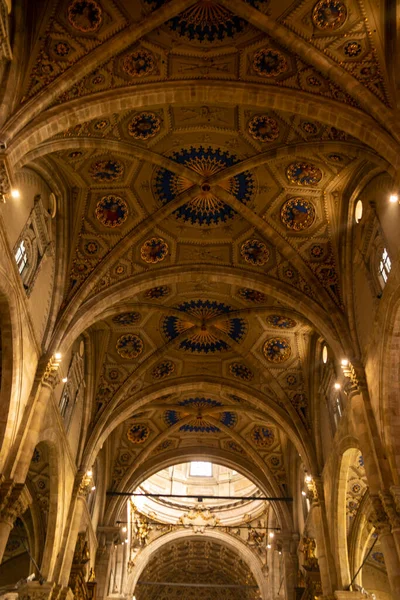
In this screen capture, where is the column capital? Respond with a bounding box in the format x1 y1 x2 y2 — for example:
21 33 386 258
379 491 400 530
18 582 56 600
41 356 62 389
0 480 30 526
368 494 391 534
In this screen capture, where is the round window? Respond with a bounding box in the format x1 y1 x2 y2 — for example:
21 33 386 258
322 345 328 364
355 199 363 223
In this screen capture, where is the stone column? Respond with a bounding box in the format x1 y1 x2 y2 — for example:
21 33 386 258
307 476 338 596
369 495 400 597
17 582 55 600
53 471 94 587
281 534 298 600
95 527 119 600
0 481 29 562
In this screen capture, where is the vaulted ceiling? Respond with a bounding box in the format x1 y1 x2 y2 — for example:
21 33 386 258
5 0 398 564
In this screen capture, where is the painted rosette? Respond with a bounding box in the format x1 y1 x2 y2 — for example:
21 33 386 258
280 197 315 231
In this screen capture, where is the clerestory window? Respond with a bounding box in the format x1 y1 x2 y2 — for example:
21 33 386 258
190 461 212 477
15 240 28 274
378 248 391 288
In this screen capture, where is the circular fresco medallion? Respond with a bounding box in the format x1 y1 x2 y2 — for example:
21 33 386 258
307 75 323 87
229 362 253 381
144 285 170 299
241 239 270 266
140 237 169 264
371 552 385 565
127 423 150 444
248 115 279 142
152 361 175 380
310 244 325 258
286 374 298 386
153 440 173 454
54 41 71 57
344 41 362 57
153 146 255 227
84 241 99 255
281 197 315 231
316 264 338 285
251 425 275 447
266 315 297 329
67 0 102 32
291 393 307 409
92 73 105 85
108 369 121 381
253 48 288 77
93 119 109 131
89 159 124 183
227 441 246 455
116 334 144 359
122 50 155 78
237 288 267 303
95 195 128 228
312 0 347 31
301 121 318 135
128 112 161 140
286 163 322 186
263 337 291 363
112 312 141 326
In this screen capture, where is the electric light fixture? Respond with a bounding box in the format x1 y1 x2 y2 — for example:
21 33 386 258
389 194 399 204
11 189 20 199
334 382 341 390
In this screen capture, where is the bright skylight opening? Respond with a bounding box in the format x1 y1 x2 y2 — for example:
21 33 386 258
190 461 212 477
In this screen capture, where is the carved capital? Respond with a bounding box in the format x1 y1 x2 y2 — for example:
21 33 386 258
390 485 400 514
0 157 11 199
379 491 400 530
77 470 94 498
41 356 62 389
0 481 30 526
18 581 55 600
368 495 391 534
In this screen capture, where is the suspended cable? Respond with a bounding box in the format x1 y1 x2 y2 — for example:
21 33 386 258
136 581 259 589
347 535 379 591
107 491 292 502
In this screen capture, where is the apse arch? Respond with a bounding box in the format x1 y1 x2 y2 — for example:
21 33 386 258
7 83 400 169
127 529 269 600
105 446 292 531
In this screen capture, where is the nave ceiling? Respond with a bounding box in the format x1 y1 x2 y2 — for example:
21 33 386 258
1 1 398 594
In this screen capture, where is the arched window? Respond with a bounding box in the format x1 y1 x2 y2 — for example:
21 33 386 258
378 248 391 289
13 195 52 295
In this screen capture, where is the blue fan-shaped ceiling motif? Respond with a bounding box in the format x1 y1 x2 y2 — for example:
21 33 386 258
163 397 237 433
143 1 268 42
153 146 254 226
162 299 247 353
